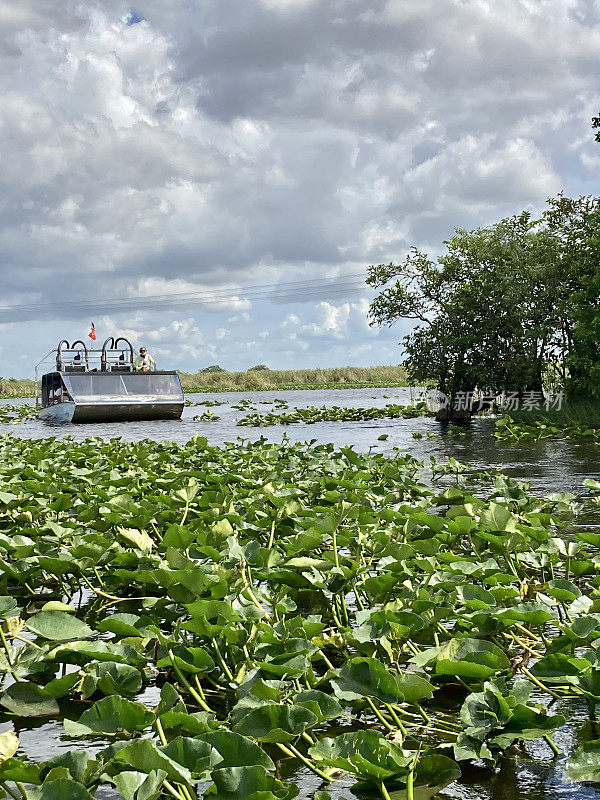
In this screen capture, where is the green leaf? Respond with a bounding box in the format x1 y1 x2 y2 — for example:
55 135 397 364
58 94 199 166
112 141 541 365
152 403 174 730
196 730 275 770
497 602 556 626
25 611 94 641
184 599 240 636
160 736 216 775
331 657 405 704
567 740 600 782
412 638 509 682
0 757 42 784
394 673 435 704
409 754 462 800
209 765 298 800
163 524 196 549
232 702 318 742
80 661 143 699
27 780 94 800
479 503 519 532
0 597 19 618
64 695 154 737
106 739 193 785
117 528 154 552
309 730 410 780
39 751 100 785
547 579 581 603
0 682 59 717
39 601 77 614
110 770 167 800
157 645 214 675
96 613 149 638
159 711 218 735
459 585 496 610
292 690 344 723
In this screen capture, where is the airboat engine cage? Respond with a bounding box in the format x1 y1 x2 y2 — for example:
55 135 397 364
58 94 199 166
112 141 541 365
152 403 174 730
35 338 184 424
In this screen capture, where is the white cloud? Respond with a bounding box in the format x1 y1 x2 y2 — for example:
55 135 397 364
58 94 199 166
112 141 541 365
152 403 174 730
0 0 599 374
302 302 351 339
280 297 375 342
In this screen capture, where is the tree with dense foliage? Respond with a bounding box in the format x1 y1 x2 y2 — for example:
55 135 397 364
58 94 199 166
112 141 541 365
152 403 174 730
367 196 600 410
367 212 570 407
543 194 600 401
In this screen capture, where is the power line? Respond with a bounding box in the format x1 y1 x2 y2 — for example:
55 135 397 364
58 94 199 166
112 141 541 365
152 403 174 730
0 272 370 321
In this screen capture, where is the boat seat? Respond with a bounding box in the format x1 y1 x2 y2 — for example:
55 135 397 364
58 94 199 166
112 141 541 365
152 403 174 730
64 365 86 372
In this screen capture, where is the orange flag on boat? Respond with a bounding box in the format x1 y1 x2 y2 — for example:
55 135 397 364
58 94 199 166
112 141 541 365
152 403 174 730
88 322 96 341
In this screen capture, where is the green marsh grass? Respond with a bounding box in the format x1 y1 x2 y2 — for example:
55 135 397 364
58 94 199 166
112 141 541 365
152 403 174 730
178 364 410 393
1 365 412 398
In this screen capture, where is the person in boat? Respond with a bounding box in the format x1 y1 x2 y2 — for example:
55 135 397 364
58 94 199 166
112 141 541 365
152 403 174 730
135 346 156 372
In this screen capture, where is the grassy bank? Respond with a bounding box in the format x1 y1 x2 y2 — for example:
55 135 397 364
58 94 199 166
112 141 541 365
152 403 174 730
0 365 410 399
0 377 35 397
178 364 410 393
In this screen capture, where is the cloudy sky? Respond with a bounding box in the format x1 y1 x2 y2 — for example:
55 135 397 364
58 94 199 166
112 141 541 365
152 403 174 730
0 0 598 377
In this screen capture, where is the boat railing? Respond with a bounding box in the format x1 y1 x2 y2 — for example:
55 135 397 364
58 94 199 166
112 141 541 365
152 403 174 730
101 337 134 372
34 338 142 407
57 339 89 371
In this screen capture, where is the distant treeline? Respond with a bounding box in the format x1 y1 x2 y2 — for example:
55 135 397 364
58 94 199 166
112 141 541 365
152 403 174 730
0 366 410 398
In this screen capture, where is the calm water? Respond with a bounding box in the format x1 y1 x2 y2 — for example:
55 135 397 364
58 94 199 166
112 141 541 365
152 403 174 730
4 386 600 495
2 386 600 799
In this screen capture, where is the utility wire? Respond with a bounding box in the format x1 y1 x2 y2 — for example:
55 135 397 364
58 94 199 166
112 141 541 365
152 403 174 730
0 272 370 321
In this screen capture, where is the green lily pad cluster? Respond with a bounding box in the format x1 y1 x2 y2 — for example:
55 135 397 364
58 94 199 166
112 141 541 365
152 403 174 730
0 406 37 425
494 415 600 443
185 400 226 408
237 402 430 426
0 433 596 798
191 412 221 422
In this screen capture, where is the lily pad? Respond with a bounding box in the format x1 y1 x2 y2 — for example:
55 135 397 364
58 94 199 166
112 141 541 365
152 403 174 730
232 702 318 742
25 611 94 642
0 682 59 717
331 657 405 704
567 739 600 782
64 695 154 737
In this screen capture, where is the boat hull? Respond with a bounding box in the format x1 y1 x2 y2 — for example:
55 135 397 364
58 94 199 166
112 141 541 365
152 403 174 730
38 401 183 424
38 402 76 423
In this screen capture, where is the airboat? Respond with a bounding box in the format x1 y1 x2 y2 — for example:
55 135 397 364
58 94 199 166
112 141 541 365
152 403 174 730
36 338 184 423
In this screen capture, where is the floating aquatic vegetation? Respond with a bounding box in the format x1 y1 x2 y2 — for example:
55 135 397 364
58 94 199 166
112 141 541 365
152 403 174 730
237 402 430 426
0 433 594 798
185 400 226 408
192 411 221 422
0 404 37 424
494 415 600 443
